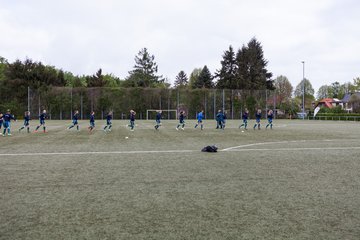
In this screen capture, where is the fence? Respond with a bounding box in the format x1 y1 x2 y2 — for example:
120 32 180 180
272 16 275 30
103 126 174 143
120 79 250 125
308 116 360 121
25 87 285 120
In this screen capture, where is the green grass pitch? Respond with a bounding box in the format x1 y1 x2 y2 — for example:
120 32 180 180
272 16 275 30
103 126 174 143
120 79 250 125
1 119 360 239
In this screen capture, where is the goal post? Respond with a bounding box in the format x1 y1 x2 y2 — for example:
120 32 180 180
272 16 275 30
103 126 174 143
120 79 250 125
146 109 178 120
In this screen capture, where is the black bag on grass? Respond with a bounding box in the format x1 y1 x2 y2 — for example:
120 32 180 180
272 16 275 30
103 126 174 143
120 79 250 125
201 145 218 152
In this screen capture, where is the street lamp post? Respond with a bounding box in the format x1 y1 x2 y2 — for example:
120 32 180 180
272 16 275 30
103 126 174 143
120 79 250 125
301 61 305 120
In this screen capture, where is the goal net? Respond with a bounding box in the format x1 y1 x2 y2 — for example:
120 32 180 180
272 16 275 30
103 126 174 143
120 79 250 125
146 109 178 120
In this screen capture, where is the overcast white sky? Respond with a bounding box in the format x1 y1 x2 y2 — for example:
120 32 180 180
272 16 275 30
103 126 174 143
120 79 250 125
1 0 359 93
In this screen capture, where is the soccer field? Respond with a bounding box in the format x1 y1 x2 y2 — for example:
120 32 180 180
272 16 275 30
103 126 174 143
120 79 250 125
1 120 360 240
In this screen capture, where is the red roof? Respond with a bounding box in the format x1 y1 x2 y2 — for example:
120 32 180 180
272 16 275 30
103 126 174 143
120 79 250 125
317 98 334 108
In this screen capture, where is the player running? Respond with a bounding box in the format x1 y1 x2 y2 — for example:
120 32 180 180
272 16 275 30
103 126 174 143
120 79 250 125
128 110 136 131
103 111 113 132
2 109 16 136
154 110 162 130
239 108 249 130
68 110 80 131
222 110 227 129
253 109 262 130
88 111 95 132
266 109 274 129
34 110 47 133
176 111 186 130
194 110 204 130
19 111 31 133
216 110 224 129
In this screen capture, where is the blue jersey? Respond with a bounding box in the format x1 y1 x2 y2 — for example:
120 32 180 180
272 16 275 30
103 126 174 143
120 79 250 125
223 113 227 120
3 114 15 122
156 112 161 121
72 113 79 125
39 113 46 121
255 112 261 122
130 113 135 121
72 113 79 121
39 113 46 124
3 113 15 122
90 115 95 123
267 113 273 120
106 114 112 124
242 112 248 120
2 114 15 128
24 115 30 125
179 113 185 123
216 112 224 122
197 112 204 122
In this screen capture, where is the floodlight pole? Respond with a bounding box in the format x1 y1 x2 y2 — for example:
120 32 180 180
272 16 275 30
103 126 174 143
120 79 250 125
27 86 30 112
302 61 305 120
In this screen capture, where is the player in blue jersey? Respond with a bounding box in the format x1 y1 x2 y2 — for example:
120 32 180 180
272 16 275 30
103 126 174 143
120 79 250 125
88 111 95 132
34 110 47 133
266 109 274 129
103 111 113 132
222 110 227 129
253 109 262 130
194 110 204 130
68 110 80 131
216 110 224 129
2 109 16 136
19 111 31 133
128 110 136 131
239 108 249 130
176 111 186 130
154 110 162 130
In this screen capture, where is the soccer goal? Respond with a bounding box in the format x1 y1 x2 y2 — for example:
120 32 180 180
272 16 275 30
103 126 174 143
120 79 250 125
146 109 178 120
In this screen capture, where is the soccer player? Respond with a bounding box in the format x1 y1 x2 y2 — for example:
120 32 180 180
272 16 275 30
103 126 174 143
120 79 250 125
68 110 80 131
216 110 224 129
154 110 162 130
266 109 274 129
88 111 95 132
222 110 227 129
34 110 47 133
129 110 136 131
239 108 249 130
176 111 186 130
19 111 31 133
253 109 262 130
2 109 16 136
103 111 113 132
194 110 204 130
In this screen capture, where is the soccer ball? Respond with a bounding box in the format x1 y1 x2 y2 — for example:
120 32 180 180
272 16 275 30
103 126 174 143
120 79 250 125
125 136 129 139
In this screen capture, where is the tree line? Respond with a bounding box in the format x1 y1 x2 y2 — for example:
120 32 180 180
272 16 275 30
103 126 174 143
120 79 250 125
1 37 360 117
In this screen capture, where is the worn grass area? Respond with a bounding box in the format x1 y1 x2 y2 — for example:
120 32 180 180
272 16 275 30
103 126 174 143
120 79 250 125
1 120 360 240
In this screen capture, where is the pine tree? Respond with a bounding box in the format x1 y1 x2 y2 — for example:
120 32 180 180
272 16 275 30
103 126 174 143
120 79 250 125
86 68 106 87
215 45 237 89
235 45 250 89
194 65 213 88
235 38 273 90
126 48 163 87
174 70 188 88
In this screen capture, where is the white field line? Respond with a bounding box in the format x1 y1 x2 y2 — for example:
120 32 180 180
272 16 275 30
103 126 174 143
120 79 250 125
226 146 360 152
0 150 196 157
1 146 360 157
220 139 354 151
